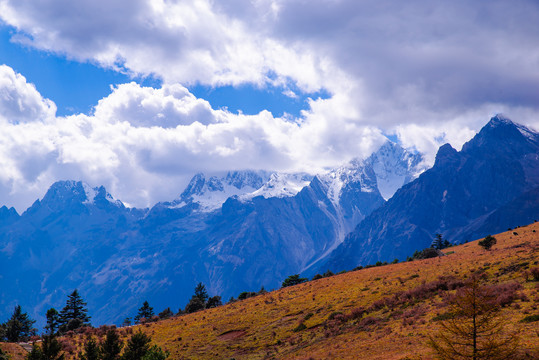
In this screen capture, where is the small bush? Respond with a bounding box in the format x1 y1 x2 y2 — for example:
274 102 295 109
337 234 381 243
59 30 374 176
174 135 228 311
292 323 307 332
520 314 539 323
478 235 496 250
328 312 344 321
432 312 454 322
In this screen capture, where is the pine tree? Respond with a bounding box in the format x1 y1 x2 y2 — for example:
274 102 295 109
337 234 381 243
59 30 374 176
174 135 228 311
5 305 36 342
184 297 205 314
79 337 100 360
158 308 173 320
428 275 519 359
194 283 209 304
431 233 444 250
45 308 60 336
281 274 307 288
26 343 44 360
205 296 222 309
101 329 123 360
41 335 65 360
142 345 168 360
134 301 154 324
121 331 151 360
59 290 90 333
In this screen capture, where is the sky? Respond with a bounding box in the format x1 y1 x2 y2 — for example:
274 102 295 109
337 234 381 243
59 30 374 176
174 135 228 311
0 0 538 212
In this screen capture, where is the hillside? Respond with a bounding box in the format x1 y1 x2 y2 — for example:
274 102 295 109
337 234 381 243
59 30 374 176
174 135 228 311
18 221 538 360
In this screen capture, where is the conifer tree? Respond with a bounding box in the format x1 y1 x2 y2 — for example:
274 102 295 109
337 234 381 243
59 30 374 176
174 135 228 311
59 290 91 333
5 305 36 342
79 337 100 360
101 329 123 360
431 233 444 250
134 301 154 324
184 283 210 313
45 308 60 336
194 283 209 304
41 334 65 360
205 296 222 309
281 274 307 288
26 343 44 360
142 345 169 360
121 331 151 360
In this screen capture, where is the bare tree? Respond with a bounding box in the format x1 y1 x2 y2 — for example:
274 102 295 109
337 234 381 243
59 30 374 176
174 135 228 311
428 275 519 360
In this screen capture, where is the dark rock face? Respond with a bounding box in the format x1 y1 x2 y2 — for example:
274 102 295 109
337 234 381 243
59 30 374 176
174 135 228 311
322 115 539 272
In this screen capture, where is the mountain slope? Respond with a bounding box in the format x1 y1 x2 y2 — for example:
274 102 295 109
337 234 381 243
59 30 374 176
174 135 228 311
323 115 539 271
50 222 539 360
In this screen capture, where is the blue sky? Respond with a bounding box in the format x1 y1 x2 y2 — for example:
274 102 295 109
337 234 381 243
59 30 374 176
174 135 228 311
0 25 327 118
0 0 538 211
0 25 135 116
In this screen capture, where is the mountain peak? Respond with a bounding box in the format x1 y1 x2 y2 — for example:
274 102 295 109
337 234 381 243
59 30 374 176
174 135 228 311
434 143 458 167
366 140 426 200
173 170 272 212
38 180 122 211
462 115 539 155
487 113 514 127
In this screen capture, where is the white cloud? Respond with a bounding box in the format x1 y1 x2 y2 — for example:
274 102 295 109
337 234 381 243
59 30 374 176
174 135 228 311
1 1 539 210
0 66 388 211
0 65 56 123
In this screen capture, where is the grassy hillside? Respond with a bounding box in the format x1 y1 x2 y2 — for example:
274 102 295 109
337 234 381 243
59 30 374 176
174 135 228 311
7 222 539 359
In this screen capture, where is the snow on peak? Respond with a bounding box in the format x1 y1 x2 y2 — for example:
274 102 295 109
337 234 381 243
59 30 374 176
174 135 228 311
514 122 539 142
317 158 377 206
41 181 122 208
173 170 272 211
82 183 123 207
241 173 313 200
366 140 426 200
82 183 98 204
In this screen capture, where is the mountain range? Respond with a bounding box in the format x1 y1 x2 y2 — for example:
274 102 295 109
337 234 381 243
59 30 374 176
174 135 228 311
1 115 537 328
322 115 539 271
0 138 423 326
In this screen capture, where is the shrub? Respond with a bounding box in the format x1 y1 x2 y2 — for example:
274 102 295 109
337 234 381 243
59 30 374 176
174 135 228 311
237 292 256 300
281 274 307 288
478 235 497 250
520 314 539 323
292 323 307 332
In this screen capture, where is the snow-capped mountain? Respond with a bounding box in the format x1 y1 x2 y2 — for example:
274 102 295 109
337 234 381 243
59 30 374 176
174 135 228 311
167 170 271 212
366 141 426 200
167 140 424 213
241 172 314 200
322 115 539 272
0 140 425 327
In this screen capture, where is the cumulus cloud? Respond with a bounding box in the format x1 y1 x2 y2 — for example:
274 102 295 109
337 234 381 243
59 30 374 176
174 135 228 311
1 0 539 210
0 65 56 123
0 66 386 211
2 0 538 127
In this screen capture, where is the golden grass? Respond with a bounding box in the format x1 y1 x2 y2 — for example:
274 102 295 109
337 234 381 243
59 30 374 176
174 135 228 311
0 342 27 360
7 222 539 359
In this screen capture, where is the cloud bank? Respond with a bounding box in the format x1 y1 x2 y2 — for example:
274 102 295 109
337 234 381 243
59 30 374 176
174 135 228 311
0 0 538 210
